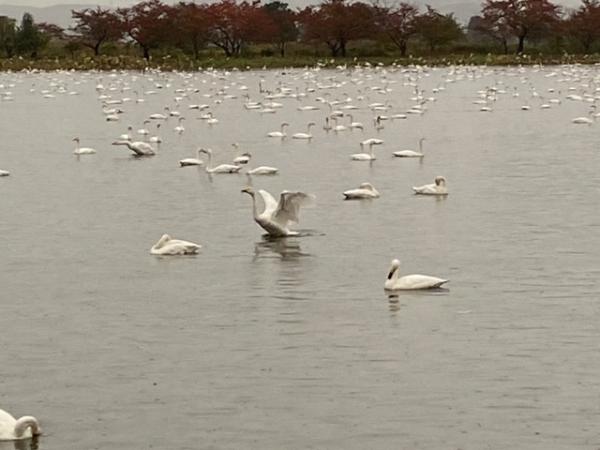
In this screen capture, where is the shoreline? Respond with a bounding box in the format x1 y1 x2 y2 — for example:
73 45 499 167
1 54 600 71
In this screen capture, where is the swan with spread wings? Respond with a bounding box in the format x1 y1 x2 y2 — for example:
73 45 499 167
241 187 314 237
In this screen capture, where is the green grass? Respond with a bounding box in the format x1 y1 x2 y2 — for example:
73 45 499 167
2 52 600 71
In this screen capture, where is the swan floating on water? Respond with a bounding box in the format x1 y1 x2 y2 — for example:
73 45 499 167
200 149 242 173
292 122 316 140
247 166 279 175
72 137 96 155
351 142 376 161
0 409 41 441
241 187 314 237
267 122 289 138
0 170 9 177
384 259 449 290
343 182 380 199
179 149 204 167
112 139 155 156
393 138 425 158
150 234 201 255
412 176 448 195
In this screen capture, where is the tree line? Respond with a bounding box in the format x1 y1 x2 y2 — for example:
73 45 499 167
1 0 600 62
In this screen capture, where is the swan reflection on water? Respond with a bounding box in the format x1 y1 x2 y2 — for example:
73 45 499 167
0 438 39 450
253 235 311 260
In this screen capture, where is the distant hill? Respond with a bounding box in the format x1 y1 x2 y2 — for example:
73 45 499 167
0 4 101 27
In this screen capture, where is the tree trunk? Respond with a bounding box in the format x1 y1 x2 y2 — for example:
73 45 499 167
279 41 285 57
142 46 150 60
339 39 346 57
517 35 525 54
399 40 407 57
94 41 101 56
502 38 508 55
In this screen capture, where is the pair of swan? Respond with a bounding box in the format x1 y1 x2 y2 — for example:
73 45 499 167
343 182 380 199
72 137 96 155
112 139 155 156
413 176 448 195
385 259 449 290
241 187 314 237
394 138 425 158
150 234 201 255
0 409 41 441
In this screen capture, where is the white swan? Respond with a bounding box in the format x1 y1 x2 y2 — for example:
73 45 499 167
179 149 204 167
572 115 594 124
150 234 201 255
292 122 316 140
231 144 251 164
0 409 42 441
393 138 425 158
72 137 96 155
267 122 289 138
247 166 279 175
0 170 10 177
200 149 242 173
241 187 314 237
351 142 376 161
343 182 380 199
149 124 162 143
384 259 448 290
361 138 384 146
347 114 364 130
174 117 185 134
111 139 155 156
413 176 448 195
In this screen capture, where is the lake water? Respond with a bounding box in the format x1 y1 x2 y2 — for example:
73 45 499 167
1 66 599 449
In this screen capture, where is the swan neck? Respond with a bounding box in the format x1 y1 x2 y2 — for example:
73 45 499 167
15 416 41 437
249 193 260 220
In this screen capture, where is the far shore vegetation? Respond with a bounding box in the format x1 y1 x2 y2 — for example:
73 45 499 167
2 0 600 71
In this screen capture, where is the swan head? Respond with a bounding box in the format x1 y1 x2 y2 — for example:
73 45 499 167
72 137 80 143
154 234 171 249
14 415 42 438
435 176 446 186
387 259 401 279
281 122 289 128
241 187 255 196
307 122 316 128
241 152 251 157
359 182 374 190
199 148 212 155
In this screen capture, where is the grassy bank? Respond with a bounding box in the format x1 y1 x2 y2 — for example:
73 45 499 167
2 53 600 71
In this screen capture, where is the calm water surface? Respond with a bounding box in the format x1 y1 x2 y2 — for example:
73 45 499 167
1 66 599 449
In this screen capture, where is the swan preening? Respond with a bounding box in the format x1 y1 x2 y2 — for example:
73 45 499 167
343 182 380 199
200 148 243 173
179 149 204 167
150 234 201 255
384 259 449 290
72 137 97 155
112 139 155 156
0 409 41 441
412 176 448 195
393 138 425 158
241 187 314 237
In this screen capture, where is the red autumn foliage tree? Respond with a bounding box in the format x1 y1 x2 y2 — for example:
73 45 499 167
480 0 561 53
414 5 463 52
206 0 278 57
168 2 211 59
564 0 600 52
71 7 122 56
263 1 298 57
373 2 419 57
117 0 171 60
298 0 375 57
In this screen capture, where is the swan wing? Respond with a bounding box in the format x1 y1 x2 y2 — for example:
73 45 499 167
257 189 279 217
395 274 448 290
273 191 314 226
